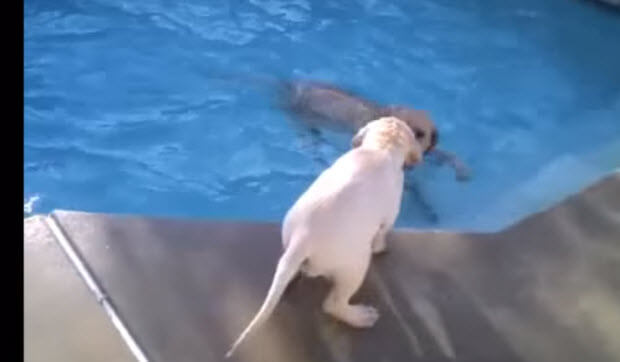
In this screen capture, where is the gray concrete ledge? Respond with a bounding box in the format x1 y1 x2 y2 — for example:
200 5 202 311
24 171 620 362
24 216 134 362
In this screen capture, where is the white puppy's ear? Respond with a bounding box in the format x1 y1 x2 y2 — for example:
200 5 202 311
352 125 369 148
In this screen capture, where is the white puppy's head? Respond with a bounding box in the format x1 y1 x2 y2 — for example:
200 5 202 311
351 116 423 168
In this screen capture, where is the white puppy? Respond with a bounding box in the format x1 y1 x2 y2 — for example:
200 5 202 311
226 117 423 358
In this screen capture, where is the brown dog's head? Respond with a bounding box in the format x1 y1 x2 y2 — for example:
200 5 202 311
380 105 438 154
352 116 423 168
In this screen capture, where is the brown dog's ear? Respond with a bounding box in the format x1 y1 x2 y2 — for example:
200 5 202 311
352 125 369 148
404 132 423 167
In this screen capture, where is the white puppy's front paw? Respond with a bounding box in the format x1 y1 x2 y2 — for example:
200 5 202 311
372 230 388 254
372 237 387 254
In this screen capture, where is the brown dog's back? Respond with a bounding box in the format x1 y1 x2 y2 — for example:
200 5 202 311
282 81 438 152
283 81 384 131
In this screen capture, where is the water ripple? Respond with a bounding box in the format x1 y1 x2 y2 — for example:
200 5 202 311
24 0 620 228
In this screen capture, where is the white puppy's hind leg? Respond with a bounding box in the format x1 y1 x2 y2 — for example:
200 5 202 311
322 248 378 328
299 259 321 277
373 209 398 254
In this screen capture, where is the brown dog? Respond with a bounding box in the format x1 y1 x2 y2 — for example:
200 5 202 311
208 72 470 222
282 80 470 180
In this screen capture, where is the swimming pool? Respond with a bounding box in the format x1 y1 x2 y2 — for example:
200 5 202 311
24 0 620 231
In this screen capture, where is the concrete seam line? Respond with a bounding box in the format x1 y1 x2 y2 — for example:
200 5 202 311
45 214 150 362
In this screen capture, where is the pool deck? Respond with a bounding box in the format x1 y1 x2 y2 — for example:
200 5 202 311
24 171 620 362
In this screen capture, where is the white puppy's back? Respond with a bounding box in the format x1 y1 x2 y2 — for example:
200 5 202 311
282 147 404 258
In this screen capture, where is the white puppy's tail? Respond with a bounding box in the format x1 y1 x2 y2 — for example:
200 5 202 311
225 244 306 358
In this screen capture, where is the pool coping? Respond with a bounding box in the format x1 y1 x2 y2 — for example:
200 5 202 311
24 170 620 362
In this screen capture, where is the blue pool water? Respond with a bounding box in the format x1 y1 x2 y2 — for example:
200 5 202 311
24 0 620 231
